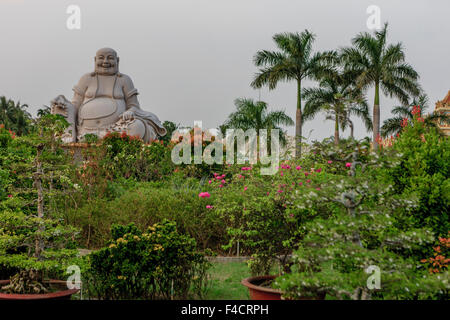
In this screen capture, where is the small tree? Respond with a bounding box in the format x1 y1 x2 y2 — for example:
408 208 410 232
0 115 79 293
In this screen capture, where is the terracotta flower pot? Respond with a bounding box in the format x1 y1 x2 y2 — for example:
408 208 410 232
241 275 282 300
242 275 327 300
0 279 79 300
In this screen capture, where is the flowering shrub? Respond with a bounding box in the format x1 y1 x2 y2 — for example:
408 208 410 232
210 159 339 275
100 131 175 181
421 234 450 274
84 220 211 299
274 144 448 300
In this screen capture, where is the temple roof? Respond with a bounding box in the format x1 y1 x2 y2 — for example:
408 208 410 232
442 90 450 105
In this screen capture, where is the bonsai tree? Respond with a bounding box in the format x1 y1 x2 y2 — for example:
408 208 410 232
274 140 448 299
0 115 79 293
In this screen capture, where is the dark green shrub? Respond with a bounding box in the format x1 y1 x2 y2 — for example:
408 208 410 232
386 118 449 236
84 220 211 299
64 180 228 251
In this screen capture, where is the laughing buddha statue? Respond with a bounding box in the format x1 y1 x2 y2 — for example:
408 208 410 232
51 48 166 143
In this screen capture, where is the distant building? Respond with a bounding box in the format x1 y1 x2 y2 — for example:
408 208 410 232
434 91 450 136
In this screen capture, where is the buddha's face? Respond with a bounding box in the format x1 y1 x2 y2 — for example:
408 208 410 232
95 48 119 75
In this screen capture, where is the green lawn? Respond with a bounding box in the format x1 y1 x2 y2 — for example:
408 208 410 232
205 261 251 300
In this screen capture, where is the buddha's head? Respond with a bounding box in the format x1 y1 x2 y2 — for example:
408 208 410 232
95 48 119 75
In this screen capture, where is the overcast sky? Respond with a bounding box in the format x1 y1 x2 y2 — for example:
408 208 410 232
1 0 449 141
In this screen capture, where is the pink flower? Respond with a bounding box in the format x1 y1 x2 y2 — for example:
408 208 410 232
327 160 332 164
289 213 294 218
7 194 12 198
296 166 301 170
198 192 211 198
219 184 223 188
206 205 213 209
277 189 283 193
244 186 248 191
241 167 252 171
346 162 352 168
221 179 226 184
304 172 309 177
280 172 284 176
266 192 270 196
208 180 212 184
238 174 244 179
306 179 311 183
298 182 303 186
316 168 322 173
213 173 218 177
316 187 321 191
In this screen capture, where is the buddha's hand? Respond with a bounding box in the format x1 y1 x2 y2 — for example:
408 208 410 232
122 110 135 121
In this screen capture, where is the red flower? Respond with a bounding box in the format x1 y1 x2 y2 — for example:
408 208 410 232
400 118 408 128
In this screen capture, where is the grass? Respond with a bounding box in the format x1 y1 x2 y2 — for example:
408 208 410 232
204 261 251 300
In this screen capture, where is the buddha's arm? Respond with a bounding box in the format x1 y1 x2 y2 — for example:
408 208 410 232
71 74 89 111
122 75 140 110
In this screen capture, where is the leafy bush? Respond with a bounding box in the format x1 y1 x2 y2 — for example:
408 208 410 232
64 179 228 251
421 234 449 275
386 118 450 236
274 145 448 299
100 132 176 181
84 220 211 299
210 160 337 275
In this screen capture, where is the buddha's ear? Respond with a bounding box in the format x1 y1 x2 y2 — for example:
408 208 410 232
117 57 120 64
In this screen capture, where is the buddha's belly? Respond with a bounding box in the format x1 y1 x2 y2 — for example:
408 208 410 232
79 97 126 127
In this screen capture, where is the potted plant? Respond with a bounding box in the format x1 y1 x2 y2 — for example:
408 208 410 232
0 116 80 300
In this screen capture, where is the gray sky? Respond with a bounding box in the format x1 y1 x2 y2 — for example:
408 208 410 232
1 0 449 141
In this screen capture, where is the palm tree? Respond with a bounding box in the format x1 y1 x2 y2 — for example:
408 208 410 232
341 23 420 149
37 105 51 118
381 94 449 137
251 30 333 158
0 96 32 135
303 68 372 145
217 124 228 140
224 98 294 147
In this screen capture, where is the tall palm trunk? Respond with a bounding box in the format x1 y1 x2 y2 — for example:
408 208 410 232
334 105 340 146
373 82 380 150
295 79 302 158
